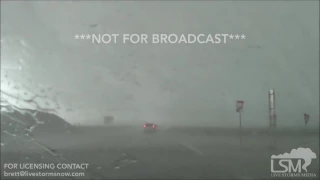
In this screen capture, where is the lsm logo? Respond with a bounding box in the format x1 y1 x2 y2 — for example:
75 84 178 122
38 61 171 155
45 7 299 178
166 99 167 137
271 147 317 178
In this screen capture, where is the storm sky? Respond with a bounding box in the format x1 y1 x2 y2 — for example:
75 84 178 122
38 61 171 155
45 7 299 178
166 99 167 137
1 1 319 127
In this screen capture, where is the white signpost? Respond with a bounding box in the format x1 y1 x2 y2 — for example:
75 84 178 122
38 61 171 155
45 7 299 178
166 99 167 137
304 113 310 127
236 100 244 145
236 100 244 128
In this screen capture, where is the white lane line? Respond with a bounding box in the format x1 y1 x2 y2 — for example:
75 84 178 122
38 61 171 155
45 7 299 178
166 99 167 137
32 140 57 156
179 141 205 156
3 130 16 137
1 113 28 125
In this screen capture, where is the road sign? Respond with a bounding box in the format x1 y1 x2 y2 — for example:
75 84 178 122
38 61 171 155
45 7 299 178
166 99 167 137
104 116 114 124
236 101 244 113
304 113 310 125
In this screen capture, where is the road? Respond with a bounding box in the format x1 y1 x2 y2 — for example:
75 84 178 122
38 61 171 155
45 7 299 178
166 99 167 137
2 126 319 179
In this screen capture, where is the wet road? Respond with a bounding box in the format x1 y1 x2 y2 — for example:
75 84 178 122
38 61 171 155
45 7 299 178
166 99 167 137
2 127 319 179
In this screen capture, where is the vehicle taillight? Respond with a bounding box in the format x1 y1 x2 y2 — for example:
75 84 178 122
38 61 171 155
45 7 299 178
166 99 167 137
143 125 146 128
152 125 155 128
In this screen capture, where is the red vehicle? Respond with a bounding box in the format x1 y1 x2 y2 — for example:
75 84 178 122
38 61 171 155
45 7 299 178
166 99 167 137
143 123 158 133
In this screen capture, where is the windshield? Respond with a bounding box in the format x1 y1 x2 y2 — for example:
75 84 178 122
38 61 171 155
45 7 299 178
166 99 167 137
1 1 319 180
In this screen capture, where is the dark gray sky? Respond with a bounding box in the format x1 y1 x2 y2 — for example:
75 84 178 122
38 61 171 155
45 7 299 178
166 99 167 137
1 1 319 127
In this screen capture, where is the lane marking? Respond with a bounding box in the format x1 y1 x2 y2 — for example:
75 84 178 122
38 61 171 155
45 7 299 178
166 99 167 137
1 113 28 125
179 141 205 156
3 130 16 137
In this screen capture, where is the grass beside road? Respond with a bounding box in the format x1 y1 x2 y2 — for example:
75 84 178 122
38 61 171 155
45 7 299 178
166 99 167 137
165 126 319 137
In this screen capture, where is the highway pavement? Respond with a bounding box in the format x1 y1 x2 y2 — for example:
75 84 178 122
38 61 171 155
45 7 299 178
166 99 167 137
1 126 319 179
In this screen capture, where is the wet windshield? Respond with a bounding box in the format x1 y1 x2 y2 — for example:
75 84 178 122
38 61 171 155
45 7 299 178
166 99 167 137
1 1 319 180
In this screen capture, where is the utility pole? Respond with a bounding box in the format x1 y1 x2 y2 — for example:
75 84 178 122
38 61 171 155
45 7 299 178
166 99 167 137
268 89 276 128
268 89 277 150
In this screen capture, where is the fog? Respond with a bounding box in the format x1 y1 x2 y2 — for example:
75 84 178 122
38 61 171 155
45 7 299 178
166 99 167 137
1 1 319 127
